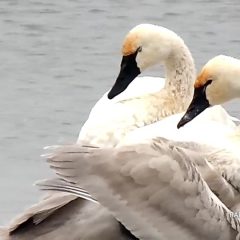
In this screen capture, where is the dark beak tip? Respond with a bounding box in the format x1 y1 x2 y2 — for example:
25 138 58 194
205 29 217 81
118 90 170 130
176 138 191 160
177 121 183 129
107 92 113 99
107 86 120 99
177 120 185 129
177 114 191 129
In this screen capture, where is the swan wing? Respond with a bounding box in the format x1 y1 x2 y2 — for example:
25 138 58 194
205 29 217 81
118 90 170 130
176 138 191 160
5 192 76 233
207 146 240 208
37 178 97 203
45 138 240 240
2 195 129 240
122 110 240 210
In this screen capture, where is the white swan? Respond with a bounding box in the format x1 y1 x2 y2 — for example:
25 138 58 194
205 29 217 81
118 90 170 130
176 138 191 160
78 23 196 147
1 24 197 240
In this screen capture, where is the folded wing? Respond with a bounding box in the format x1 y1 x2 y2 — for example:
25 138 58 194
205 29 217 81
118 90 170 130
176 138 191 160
44 138 240 240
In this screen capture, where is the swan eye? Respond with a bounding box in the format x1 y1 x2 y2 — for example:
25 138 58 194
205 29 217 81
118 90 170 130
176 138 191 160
137 46 142 52
205 79 213 86
202 79 212 92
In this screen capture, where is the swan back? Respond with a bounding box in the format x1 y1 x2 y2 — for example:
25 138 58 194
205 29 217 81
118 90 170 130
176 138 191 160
123 106 238 149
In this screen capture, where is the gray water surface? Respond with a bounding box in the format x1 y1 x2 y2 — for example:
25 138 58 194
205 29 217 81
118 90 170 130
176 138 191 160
1 0 240 225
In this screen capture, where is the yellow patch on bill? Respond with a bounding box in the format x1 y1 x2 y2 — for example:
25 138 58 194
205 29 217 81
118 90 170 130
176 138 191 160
194 69 210 88
122 34 139 56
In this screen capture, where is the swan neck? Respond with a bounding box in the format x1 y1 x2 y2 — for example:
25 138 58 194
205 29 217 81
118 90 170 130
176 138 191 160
164 44 196 108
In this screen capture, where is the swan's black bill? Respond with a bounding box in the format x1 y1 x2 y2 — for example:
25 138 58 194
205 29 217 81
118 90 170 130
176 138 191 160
177 86 210 128
108 51 140 99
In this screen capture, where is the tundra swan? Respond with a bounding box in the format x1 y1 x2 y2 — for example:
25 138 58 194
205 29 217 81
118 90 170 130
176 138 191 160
78 23 196 146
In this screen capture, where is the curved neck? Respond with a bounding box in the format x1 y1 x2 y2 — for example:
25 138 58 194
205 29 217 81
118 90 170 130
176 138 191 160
164 43 196 109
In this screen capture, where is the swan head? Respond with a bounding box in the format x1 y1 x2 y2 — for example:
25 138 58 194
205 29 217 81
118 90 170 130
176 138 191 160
177 55 240 128
108 24 183 99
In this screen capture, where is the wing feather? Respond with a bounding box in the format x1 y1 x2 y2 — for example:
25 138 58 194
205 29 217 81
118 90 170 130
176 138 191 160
45 139 240 240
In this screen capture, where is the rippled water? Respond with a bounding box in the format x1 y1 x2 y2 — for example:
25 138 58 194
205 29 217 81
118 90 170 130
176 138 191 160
0 0 240 225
